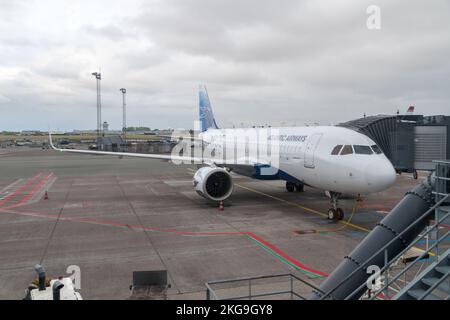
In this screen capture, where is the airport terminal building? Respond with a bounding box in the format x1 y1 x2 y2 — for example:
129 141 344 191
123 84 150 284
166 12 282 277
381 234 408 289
340 114 450 174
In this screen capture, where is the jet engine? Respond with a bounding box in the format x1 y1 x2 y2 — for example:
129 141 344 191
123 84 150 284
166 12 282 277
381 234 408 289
193 167 233 201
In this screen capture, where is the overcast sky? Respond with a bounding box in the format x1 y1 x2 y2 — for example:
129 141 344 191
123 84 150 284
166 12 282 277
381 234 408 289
1 0 449 131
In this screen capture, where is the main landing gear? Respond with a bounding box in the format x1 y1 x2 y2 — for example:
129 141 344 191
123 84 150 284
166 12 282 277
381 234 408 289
286 181 304 192
328 192 344 221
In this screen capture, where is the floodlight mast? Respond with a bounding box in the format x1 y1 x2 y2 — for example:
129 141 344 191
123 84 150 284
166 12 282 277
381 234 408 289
120 88 127 142
91 72 102 138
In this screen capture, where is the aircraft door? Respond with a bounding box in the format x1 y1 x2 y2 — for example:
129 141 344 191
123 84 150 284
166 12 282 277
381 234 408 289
304 133 323 168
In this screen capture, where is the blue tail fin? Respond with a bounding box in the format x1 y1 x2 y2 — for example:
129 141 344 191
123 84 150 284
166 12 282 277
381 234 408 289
199 85 219 132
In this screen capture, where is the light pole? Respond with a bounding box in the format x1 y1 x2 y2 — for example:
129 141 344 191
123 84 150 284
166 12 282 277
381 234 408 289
120 88 126 143
91 72 102 138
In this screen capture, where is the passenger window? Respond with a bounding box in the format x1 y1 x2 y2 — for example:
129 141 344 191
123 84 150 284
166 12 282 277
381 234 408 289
340 145 353 155
371 145 383 154
353 145 373 155
331 145 343 155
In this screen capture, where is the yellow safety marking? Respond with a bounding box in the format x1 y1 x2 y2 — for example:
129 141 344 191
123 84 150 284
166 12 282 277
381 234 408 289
235 182 435 256
186 168 433 255
235 183 370 233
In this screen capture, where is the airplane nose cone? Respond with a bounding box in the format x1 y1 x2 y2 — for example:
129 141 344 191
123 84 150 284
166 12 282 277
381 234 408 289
365 160 396 191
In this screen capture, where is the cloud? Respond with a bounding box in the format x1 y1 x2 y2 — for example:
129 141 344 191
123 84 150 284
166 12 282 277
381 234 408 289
82 24 131 41
0 0 449 131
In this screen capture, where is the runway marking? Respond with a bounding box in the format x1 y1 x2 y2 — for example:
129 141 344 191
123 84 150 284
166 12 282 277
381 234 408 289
0 173 55 211
6 173 53 209
28 176 57 204
0 178 24 197
0 172 42 207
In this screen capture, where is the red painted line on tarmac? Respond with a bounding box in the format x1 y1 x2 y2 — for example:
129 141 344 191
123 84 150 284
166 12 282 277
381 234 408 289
1 200 400 297
140 225 241 236
0 172 42 207
0 209 56 219
0 172 327 278
0 207 243 237
0 205 328 278
245 232 329 277
7 173 53 208
59 216 243 236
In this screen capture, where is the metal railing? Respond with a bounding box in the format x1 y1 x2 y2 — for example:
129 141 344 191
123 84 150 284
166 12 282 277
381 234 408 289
319 161 450 300
431 160 450 260
434 160 450 202
205 273 327 300
319 192 450 300
418 270 449 300
365 225 450 300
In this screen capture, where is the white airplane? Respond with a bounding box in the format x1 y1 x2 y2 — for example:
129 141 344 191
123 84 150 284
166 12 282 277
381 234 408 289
49 86 396 220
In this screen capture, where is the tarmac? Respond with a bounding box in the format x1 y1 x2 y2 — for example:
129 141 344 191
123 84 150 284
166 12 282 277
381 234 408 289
0 147 435 299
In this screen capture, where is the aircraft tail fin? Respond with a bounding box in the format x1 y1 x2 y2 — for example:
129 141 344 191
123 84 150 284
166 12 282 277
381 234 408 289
406 105 415 114
199 85 219 132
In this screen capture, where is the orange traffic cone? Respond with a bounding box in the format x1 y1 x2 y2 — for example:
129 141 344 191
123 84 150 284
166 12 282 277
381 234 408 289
219 200 224 211
44 191 49 200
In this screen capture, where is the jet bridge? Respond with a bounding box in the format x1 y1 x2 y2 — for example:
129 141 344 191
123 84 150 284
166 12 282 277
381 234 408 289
310 160 450 300
339 114 450 176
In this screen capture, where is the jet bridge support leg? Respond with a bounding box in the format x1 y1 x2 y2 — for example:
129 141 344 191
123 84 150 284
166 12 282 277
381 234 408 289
311 176 435 300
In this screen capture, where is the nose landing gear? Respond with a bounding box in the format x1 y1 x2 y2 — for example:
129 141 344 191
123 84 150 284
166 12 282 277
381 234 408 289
327 192 344 220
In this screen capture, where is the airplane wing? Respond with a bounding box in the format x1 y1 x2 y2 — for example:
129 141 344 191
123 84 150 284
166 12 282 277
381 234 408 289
48 133 267 166
48 133 204 163
155 134 204 142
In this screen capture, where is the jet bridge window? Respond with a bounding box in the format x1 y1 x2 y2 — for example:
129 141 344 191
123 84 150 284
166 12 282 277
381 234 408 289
340 145 353 155
371 145 383 154
353 145 373 155
331 145 343 155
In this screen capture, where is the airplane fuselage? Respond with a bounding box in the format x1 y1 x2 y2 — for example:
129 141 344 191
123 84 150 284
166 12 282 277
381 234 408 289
199 126 396 195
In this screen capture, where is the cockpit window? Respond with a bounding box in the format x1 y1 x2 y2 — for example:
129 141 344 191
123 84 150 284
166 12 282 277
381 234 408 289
371 145 383 154
340 145 353 155
353 145 373 155
331 145 343 155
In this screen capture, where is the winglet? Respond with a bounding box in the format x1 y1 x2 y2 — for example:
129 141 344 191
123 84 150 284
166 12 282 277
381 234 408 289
48 132 59 151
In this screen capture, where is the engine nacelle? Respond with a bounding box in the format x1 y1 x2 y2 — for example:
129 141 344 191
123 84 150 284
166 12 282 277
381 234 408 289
193 167 233 201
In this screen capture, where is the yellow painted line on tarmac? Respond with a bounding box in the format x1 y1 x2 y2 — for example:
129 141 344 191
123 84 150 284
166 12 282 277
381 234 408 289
234 183 370 233
235 182 434 255
186 167 369 232
186 168 432 255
